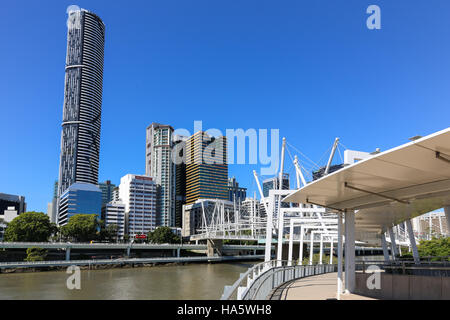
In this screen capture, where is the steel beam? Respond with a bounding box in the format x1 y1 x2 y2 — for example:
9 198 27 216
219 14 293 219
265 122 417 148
344 182 409 205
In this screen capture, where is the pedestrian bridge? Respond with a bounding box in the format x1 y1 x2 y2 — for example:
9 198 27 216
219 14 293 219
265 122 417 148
0 254 265 270
0 242 265 251
222 127 450 300
221 258 450 300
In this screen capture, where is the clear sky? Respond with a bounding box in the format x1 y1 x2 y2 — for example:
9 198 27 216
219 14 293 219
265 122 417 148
1 0 450 213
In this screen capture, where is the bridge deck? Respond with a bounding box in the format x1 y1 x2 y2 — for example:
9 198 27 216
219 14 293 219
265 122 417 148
270 272 375 300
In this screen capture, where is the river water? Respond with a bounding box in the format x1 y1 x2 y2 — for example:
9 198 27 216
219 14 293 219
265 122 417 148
0 261 256 300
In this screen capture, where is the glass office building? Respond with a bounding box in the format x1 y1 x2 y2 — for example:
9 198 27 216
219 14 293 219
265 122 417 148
57 183 102 226
227 177 247 203
99 180 116 205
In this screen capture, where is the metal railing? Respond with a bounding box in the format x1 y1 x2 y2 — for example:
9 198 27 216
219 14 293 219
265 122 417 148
221 260 337 300
356 258 450 277
0 241 266 250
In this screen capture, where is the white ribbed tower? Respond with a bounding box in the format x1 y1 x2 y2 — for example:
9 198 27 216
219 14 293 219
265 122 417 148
57 7 105 197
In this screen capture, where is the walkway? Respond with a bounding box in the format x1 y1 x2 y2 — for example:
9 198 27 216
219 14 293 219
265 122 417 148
269 272 375 300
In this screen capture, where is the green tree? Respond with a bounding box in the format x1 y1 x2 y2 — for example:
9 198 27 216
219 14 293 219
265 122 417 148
417 237 450 261
147 226 180 244
100 223 119 242
25 247 48 262
4 212 56 242
60 214 99 242
301 253 337 265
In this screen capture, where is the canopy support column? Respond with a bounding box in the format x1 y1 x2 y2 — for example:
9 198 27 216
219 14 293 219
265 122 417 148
299 226 304 265
329 238 334 264
388 227 399 260
406 219 420 264
337 212 344 299
381 232 390 262
277 207 284 266
344 211 355 293
319 234 323 265
288 221 294 266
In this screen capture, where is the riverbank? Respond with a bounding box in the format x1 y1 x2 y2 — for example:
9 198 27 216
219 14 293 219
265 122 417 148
0 261 186 274
0 254 264 274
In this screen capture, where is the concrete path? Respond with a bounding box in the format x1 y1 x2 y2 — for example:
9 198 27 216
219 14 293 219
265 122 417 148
269 272 376 300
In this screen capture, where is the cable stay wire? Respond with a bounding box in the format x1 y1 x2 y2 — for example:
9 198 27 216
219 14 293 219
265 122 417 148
337 144 344 164
316 144 333 168
285 141 321 170
285 144 312 184
338 141 349 150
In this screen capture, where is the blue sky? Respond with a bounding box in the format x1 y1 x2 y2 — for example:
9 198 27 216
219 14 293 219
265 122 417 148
1 0 450 213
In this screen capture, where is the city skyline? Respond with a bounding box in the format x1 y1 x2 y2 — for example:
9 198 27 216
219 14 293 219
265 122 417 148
2 1 450 213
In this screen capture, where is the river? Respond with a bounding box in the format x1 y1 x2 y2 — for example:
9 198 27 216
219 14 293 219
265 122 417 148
0 261 256 300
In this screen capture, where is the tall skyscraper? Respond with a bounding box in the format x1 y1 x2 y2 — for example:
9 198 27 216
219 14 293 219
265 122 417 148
185 131 228 205
57 7 105 197
173 135 188 228
145 123 176 227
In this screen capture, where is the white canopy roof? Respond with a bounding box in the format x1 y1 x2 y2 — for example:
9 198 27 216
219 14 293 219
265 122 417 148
283 127 450 234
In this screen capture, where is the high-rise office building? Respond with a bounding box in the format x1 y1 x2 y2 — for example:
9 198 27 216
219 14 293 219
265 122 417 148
145 123 176 227
58 183 102 226
173 135 188 228
99 180 116 205
312 164 345 181
119 174 157 237
112 186 120 202
57 7 105 197
227 177 247 203
262 173 290 198
47 200 57 223
185 131 228 205
47 181 59 223
411 211 449 239
0 193 26 215
101 201 125 240
241 197 261 218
